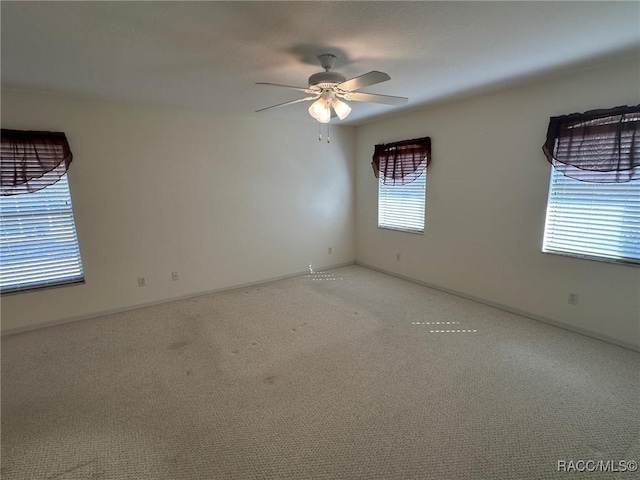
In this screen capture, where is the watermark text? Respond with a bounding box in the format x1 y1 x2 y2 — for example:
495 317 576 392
557 460 637 473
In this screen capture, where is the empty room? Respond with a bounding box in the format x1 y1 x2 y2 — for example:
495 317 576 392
1 2 638 479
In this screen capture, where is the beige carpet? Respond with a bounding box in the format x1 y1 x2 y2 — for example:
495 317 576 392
2 265 638 479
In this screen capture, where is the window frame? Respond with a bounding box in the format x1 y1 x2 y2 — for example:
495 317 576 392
377 167 426 235
0 173 85 295
542 167 639 267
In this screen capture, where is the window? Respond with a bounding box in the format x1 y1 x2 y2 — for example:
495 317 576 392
543 168 639 265
541 104 639 266
378 168 426 233
1 173 84 293
372 136 430 234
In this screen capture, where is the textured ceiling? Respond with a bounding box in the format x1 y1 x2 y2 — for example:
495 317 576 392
2 1 639 126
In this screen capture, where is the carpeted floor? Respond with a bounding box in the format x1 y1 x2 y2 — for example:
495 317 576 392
1 265 638 479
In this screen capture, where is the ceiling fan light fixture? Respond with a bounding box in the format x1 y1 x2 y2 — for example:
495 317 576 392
332 98 351 120
309 98 331 123
309 98 326 117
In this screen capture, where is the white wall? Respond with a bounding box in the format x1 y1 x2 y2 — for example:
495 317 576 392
355 57 640 349
3 58 639 349
1 90 356 333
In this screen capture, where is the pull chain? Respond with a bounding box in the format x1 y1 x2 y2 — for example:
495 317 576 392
316 122 331 143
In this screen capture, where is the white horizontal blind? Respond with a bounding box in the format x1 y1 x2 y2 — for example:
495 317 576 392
543 168 640 265
378 169 426 233
1 174 84 293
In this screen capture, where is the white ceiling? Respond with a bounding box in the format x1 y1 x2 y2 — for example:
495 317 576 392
2 1 639 126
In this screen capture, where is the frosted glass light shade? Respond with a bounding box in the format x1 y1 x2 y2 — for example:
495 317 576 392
309 99 326 117
309 100 331 123
332 99 351 120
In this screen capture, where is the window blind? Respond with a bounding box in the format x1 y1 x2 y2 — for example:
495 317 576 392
543 168 640 265
1 174 84 293
378 169 426 233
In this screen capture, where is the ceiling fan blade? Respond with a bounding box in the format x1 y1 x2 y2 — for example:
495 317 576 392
256 82 316 93
346 92 408 106
337 71 390 91
255 96 318 113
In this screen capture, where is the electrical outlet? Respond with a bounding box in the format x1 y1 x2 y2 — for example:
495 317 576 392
328 247 333 254
396 253 401 261
568 293 579 305
171 272 179 281
138 277 146 287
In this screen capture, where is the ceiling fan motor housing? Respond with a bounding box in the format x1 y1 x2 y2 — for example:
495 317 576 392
308 71 347 88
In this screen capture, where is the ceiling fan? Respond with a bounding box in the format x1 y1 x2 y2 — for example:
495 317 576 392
256 54 408 123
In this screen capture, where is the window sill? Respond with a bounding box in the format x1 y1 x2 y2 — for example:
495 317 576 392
542 250 639 268
1 278 86 296
378 226 424 235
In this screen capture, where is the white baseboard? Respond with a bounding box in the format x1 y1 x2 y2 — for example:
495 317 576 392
1 261 356 337
356 261 639 353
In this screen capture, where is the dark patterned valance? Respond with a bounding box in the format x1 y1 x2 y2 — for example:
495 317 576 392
1 129 73 195
372 137 431 186
542 105 639 182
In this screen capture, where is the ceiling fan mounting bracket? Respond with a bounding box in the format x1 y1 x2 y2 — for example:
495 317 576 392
318 54 337 71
